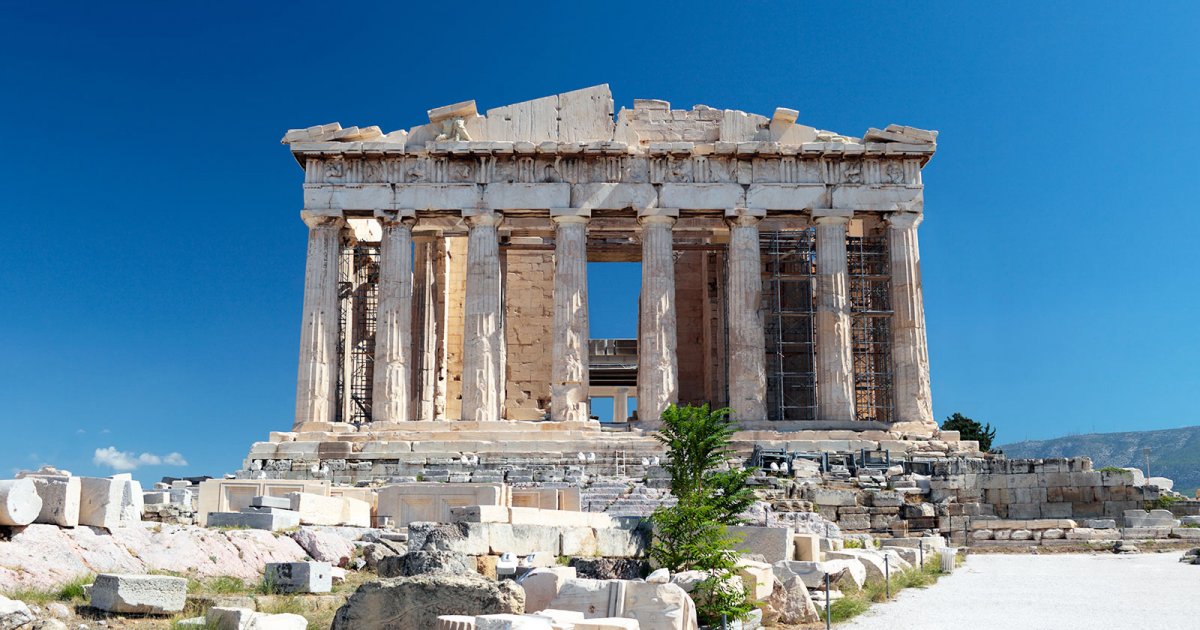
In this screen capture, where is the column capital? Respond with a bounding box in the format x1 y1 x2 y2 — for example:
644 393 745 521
374 208 416 226
550 208 592 225
463 209 503 228
811 208 854 226
724 207 765 228
885 211 924 230
300 210 345 230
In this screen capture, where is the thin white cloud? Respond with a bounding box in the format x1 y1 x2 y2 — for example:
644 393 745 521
93 447 188 471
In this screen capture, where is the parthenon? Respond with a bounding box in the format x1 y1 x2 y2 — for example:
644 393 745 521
276 84 940 468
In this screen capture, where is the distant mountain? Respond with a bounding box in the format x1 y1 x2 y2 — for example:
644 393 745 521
998 426 1200 495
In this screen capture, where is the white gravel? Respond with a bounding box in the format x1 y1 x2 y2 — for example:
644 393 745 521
835 552 1200 629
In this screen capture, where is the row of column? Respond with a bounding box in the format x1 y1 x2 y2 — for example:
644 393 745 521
293 208 933 429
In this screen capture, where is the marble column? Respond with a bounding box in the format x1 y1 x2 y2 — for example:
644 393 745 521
725 209 767 423
637 211 679 427
886 212 936 430
461 211 505 422
294 212 345 429
372 210 415 423
813 210 856 423
412 230 443 421
613 387 630 423
551 211 591 423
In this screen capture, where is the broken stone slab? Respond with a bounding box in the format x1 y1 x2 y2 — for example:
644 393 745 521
550 579 698 630
0 593 34 629
379 551 473 578
475 614 553 629
761 576 818 626
332 573 524 630
727 526 793 563
774 559 866 590
207 606 308 630
0 478 44 526
736 559 774 602
89 574 187 614
436 616 477 630
519 567 576 613
78 477 126 529
265 561 332 594
290 528 355 567
207 511 300 531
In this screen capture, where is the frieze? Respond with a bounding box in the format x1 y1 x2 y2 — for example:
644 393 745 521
303 154 922 188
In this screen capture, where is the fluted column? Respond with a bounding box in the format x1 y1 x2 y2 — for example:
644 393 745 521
813 210 856 422
461 211 504 422
886 212 936 431
637 210 679 428
412 230 443 421
294 212 345 429
551 211 591 423
725 208 767 423
372 209 415 423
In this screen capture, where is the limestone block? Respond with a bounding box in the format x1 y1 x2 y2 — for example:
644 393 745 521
560 527 599 556
207 606 308 630
207 511 300 531
575 620 641 630
532 609 586 627
1041 528 1064 540
550 580 697 630
252 496 292 510
0 478 44 527
793 533 819 562
90 574 187 615
727 526 793 563
286 492 345 526
824 550 888 582
811 489 858 507
25 476 80 527
453 505 511 524
571 183 657 211
510 524 562 556
486 183 570 210
1170 528 1200 540
595 527 647 558
830 185 922 212
521 567 577 614
78 477 125 529
475 614 552 629
265 561 332 594
342 497 371 527
735 559 773 602
773 560 865 590
1086 519 1117 529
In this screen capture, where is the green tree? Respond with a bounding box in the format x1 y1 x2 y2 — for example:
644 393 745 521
649 404 756 625
942 412 997 452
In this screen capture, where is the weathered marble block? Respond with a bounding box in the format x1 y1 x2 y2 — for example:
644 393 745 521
78 477 125 529
265 561 332 594
90 574 187 614
0 478 45 527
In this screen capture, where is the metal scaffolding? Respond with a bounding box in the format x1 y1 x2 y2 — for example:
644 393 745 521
761 229 818 421
336 242 380 425
847 234 894 422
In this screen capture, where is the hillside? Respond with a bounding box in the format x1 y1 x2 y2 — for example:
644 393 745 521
998 426 1200 495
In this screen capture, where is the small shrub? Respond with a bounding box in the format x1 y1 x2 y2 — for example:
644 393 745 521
261 595 305 615
843 538 864 549
204 576 248 594
3 574 92 604
821 595 870 623
1149 495 1181 510
1099 466 1130 474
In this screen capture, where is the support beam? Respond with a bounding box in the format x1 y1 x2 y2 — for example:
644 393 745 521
637 209 679 428
725 208 767 423
551 210 591 423
813 210 856 422
460 211 505 421
294 212 345 428
886 212 936 432
372 210 415 422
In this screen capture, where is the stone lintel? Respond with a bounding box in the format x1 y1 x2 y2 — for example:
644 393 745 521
396 184 482 211
746 183 829 211
659 183 745 210
428 100 478 123
831 185 923 213
570 183 657 211
484 183 570 210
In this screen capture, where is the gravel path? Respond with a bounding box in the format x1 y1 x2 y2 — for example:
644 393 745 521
835 552 1200 629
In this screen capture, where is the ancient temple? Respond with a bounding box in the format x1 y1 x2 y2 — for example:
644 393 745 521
245 85 957 482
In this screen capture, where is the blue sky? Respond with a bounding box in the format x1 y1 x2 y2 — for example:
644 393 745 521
2 2 1198 483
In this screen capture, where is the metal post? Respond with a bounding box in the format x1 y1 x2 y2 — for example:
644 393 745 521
919 540 925 567
721 613 727 630
825 573 832 630
885 554 890 599
1144 446 1151 480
